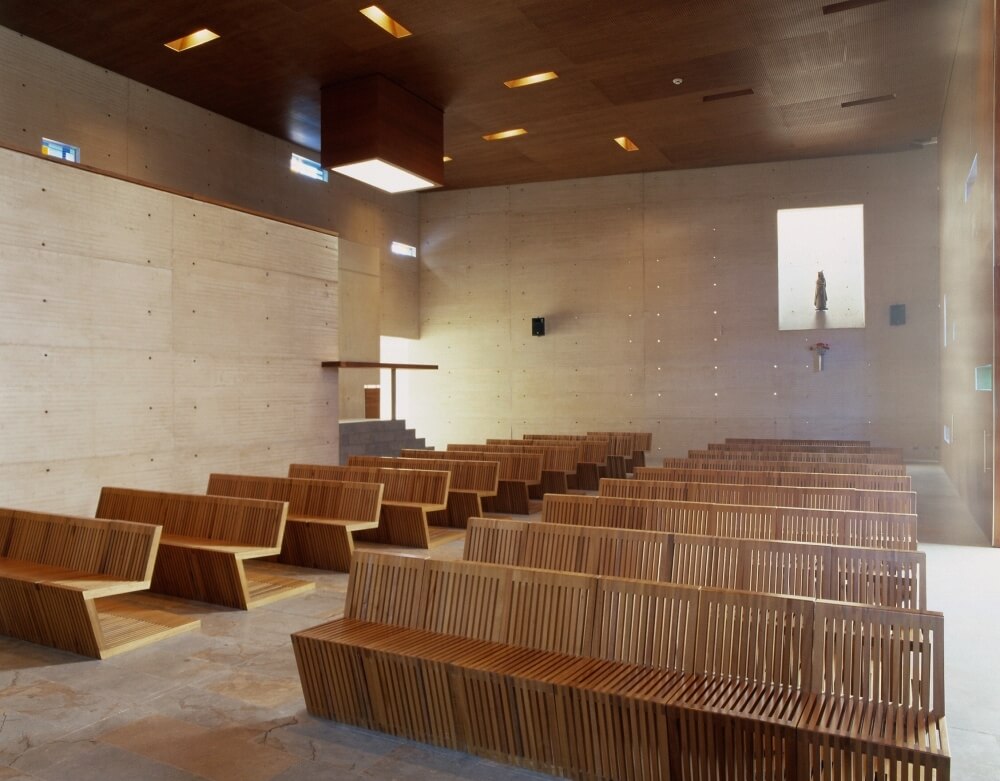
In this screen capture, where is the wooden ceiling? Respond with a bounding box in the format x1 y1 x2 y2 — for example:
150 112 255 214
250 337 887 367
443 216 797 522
0 0 966 190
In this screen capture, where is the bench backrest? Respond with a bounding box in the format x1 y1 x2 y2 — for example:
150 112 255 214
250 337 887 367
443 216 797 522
346 455 498 494
466 517 926 609
812 601 945 716
602 477 917 514
663 457 907 477
588 431 653 453
344 551 942 712
707 442 903 459
206 474 383 523
0 508 160 582
725 437 871 446
477 441 579 473
288 464 450 504
689 449 903 465
96 487 287 548
635 466 911 492
401 448 543 484
523 435 610 464
543 494 918 551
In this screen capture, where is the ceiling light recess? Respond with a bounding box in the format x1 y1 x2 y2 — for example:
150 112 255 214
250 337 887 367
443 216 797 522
483 128 527 141
360 5 411 38
504 72 558 88
841 93 896 108
614 136 639 151
321 74 443 193
703 88 754 102
164 29 220 52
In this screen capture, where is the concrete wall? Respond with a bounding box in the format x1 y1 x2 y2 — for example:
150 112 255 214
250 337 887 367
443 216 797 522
938 0 995 540
0 25 421 420
412 149 941 460
0 146 339 515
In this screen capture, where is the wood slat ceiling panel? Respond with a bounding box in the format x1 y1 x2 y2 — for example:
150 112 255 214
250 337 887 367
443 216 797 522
0 0 966 189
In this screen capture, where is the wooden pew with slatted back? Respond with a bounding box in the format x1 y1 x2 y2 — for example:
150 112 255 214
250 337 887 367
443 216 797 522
95 487 313 609
401 448 543 515
707 442 904 459
292 552 948 780
347 454 498 528
601 477 917 514
543 493 919 550
662 456 908 476
466 516 926 610
480 440 580 495
636 465 912 492
205 474 383 571
522 433 611 489
688 448 904 465
288 463 457 548
0 508 200 657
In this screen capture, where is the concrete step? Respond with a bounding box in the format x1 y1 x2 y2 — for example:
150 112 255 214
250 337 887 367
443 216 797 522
339 419 430 462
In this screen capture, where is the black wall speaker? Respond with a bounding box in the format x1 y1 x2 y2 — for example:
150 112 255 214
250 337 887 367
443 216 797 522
531 317 546 336
889 304 906 326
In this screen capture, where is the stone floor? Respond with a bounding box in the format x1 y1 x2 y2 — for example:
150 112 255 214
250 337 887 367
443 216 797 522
0 465 997 780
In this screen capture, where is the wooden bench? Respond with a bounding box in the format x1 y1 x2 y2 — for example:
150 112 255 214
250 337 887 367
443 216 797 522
636 465 912 491
0 508 200 658
708 442 904 459
287 464 458 548
465 516 927 609
292 552 948 780
588 430 653 470
205 474 383 572
522 434 611 489
663 456 908 476
482 440 580 495
347 455 498 528
95 487 313 610
602 476 917 514
543 493 919 550
725 437 871 446
689 448 905 465
401 448 543 515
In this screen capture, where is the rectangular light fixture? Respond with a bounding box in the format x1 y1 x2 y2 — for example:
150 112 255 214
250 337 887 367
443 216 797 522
164 29 220 52
331 159 438 193
360 6 412 38
321 75 443 194
483 128 527 141
841 93 896 108
504 72 559 88
614 136 639 152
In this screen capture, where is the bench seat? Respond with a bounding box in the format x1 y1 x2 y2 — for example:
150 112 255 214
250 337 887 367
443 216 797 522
96 487 313 610
0 508 201 658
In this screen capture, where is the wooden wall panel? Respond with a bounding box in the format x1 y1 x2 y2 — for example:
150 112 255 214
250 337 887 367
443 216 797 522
0 146 339 515
938 0 995 541
414 149 941 459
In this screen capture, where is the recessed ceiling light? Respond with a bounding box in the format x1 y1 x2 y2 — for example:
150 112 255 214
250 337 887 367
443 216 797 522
359 5 412 38
703 88 754 102
672 78 684 85
443 155 453 162
504 72 559 89
614 136 639 152
841 93 896 108
164 29 220 52
483 129 527 141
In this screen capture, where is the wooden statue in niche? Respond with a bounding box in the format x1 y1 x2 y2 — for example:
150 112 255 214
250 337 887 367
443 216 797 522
814 271 828 311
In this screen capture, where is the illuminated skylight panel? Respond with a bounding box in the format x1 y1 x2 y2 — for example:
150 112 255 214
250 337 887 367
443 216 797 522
164 29 219 52
360 6 412 38
504 72 558 88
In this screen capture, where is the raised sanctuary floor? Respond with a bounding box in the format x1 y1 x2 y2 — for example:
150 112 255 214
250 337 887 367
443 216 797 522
0 465 997 781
